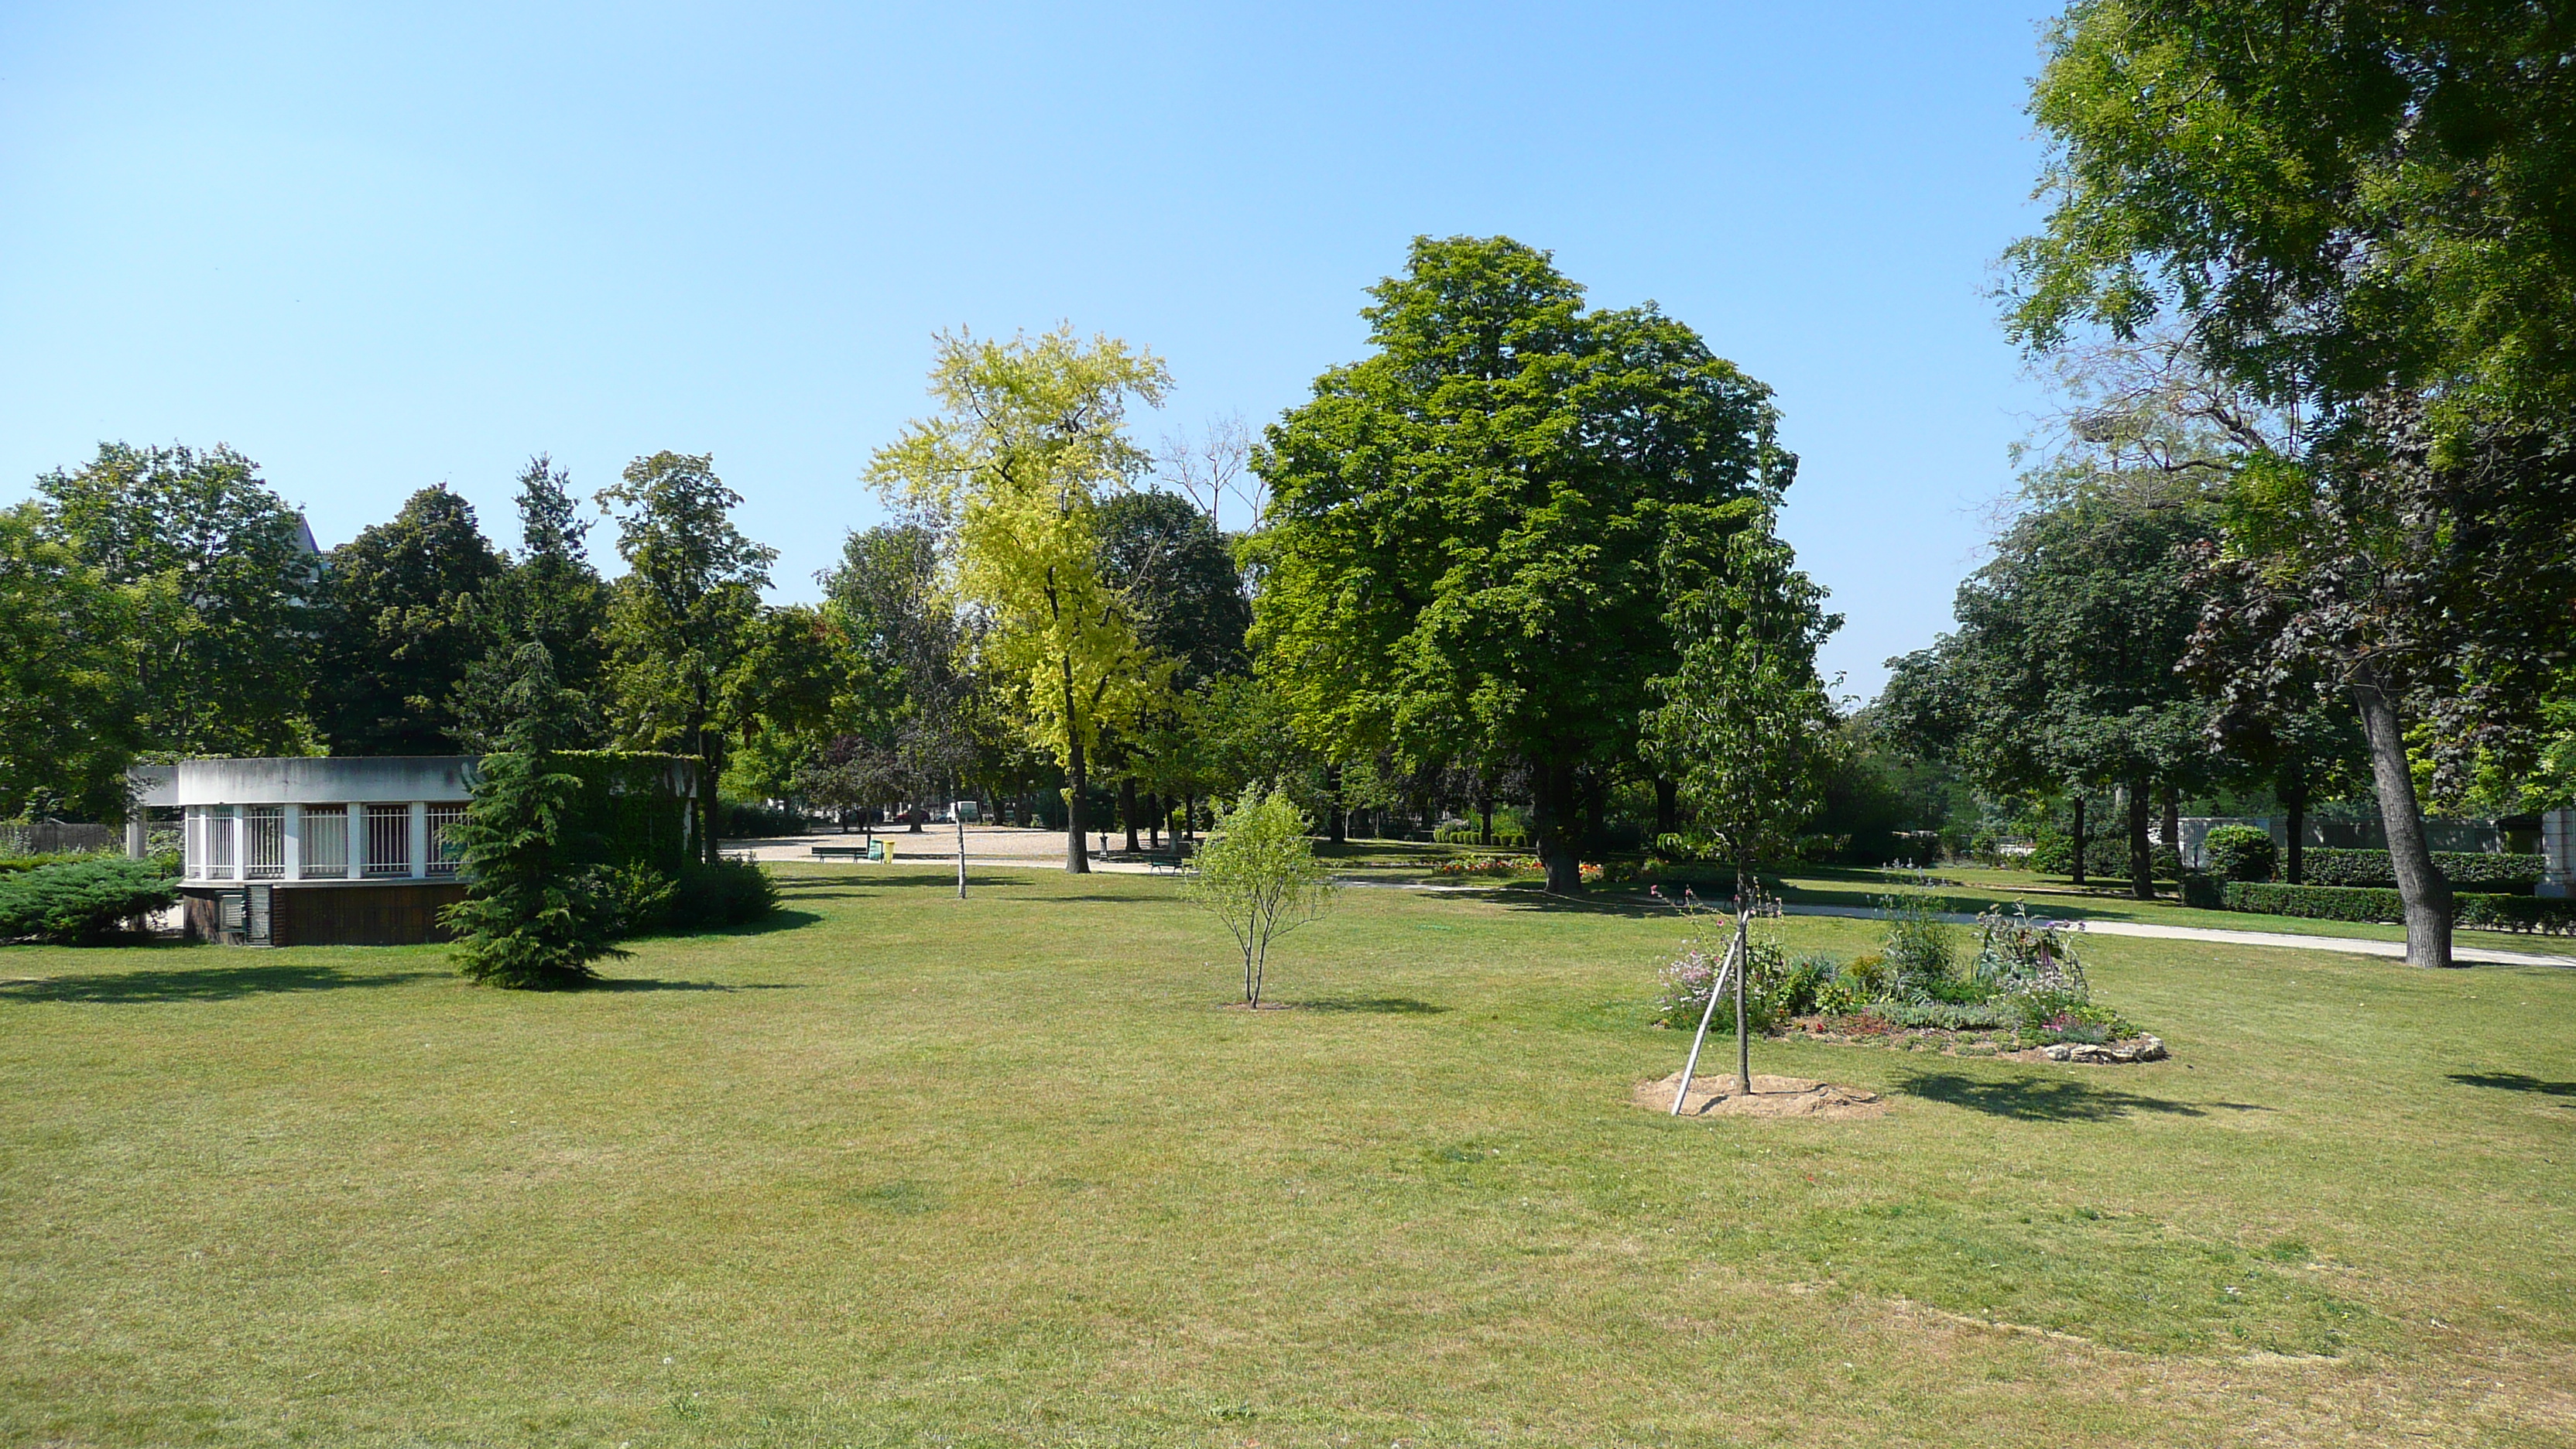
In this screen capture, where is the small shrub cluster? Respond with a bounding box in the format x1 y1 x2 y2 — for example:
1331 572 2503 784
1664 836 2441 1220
718 798 808 840
603 859 780 934
2030 832 2183 882
2203 825 2276 882
0 858 179 944
1433 855 1541 878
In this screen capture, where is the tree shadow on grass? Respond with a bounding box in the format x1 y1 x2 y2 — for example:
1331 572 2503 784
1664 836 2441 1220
626 909 826 942
1291 995 1450 1015
1899 1070 2209 1122
0 963 439 1005
812 874 1040 892
2450 1070 2576 1100
586 978 808 993
1471 888 1684 921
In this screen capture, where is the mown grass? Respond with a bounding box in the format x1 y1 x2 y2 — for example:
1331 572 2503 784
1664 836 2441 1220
2 865 2571 1446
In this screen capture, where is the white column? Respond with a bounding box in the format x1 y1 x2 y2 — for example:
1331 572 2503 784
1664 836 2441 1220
409 802 429 880
283 803 303 882
231 805 246 882
2543 807 2574 899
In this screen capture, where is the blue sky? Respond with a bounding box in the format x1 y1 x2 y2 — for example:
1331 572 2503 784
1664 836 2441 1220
0 1 2054 699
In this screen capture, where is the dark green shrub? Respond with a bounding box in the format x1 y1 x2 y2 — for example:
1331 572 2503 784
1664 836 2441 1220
2301 848 2546 892
672 859 779 930
2204 825 2276 882
718 797 807 839
2029 831 2180 881
597 862 678 936
2450 894 2576 934
0 858 178 944
2179 871 2224 909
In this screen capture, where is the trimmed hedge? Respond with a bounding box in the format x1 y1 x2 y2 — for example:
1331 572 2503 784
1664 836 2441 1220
553 752 697 875
2300 847 2544 893
2220 881 2576 935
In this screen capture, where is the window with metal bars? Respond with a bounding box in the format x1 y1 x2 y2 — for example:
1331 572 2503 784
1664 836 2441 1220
302 806 348 879
363 804 411 877
243 807 284 879
200 807 236 879
425 805 466 877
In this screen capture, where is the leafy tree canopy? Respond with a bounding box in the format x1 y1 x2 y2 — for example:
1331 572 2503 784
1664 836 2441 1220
316 485 505 755
452 456 612 752
0 505 146 820
36 441 319 758
600 451 777 863
1248 235 1793 888
865 327 1173 872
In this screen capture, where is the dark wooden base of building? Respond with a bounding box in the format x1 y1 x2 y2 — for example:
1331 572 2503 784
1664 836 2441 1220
182 882 468 946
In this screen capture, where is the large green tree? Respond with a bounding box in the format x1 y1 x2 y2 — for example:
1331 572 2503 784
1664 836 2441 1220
316 486 506 755
1096 489 1252 848
0 505 147 820
865 328 1174 872
2009 0 2576 963
1248 236 1793 892
1644 504 1841 896
36 442 319 757
1882 493 2217 899
600 451 778 865
452 456 613 752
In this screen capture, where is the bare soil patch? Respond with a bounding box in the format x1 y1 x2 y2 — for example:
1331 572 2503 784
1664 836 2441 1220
1635 1071 1889 1120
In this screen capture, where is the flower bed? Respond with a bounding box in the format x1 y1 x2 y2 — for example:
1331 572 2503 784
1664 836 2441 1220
1649 895 2165 1063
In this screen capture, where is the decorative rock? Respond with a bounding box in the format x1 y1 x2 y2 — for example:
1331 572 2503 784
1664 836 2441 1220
2040 1035 2167 1064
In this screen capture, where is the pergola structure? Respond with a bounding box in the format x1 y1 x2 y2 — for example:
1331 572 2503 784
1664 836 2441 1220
131 758 481 945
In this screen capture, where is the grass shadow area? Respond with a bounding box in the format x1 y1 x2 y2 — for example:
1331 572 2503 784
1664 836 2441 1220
2450 1070 2576 1098
0 962 440 1004
586 978 809 993
1899 1070 2208 1122
1290 995 1450 1015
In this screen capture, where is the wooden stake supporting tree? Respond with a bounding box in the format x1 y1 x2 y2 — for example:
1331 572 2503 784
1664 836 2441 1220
1669 909 1754 1112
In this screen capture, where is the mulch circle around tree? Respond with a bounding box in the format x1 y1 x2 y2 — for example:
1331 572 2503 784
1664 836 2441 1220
1634 1072 1889 1121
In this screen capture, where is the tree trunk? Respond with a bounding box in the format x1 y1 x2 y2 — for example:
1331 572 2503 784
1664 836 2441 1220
1477 790 1495 847
1325 763 1346 844
2127 779 2154 900
1060 657 1088 873
2070 796 2088 886
1536 758 1581 894
2352 673 2452 967
1120 776 1139 853
1146 792 1163 851
2282 774 2307 884
1654 777 1678 837
699 724 723 867
2160 785 2180 875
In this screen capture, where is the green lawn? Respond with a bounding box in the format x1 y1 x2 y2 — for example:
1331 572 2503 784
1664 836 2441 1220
4 865 2572 1446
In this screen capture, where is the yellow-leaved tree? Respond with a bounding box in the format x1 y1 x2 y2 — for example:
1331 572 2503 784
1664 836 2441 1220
866 327 1175 872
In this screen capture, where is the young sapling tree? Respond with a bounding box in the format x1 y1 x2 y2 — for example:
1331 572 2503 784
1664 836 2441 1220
1186 784 1337 1007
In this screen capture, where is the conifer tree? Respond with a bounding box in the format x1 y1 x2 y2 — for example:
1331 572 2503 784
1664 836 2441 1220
444 644 622 989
